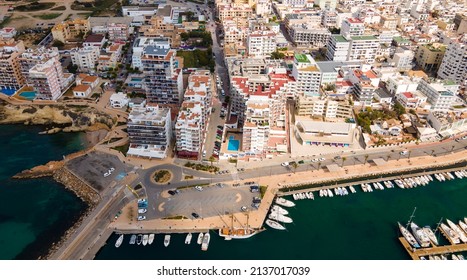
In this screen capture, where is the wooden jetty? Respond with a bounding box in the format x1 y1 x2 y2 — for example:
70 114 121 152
399 237 467 260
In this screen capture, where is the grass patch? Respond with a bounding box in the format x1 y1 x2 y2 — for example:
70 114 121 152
184 175 194 180
153 170 172 183
16 2 55 11
111 142 129 156
133 184 142 190
34 13 62 20
260 186 268 198
117 122 127 126
107 137 122 143
228 158 237 164
51 5 66 11
163 216 188 220
184 162 219 173
177 49 215 71
177 183 209 190
0 17 12 28
71 0 120 16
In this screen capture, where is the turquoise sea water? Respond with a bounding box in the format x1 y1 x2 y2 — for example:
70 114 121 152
0 124 88 259
96 177 467 260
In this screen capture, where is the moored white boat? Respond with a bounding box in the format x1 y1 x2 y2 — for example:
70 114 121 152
142 234 148 246
201 232 210 251
268 212 293 223
440 223 460 244
398 222 420 248
148 233 154 245
452 254 459 260
349 185 356 193
129 234 136 245
446 219 467 243
271 205 289 215
136 234 143 245
276 197 295 207
115 234 124 248
197 233 204 245
423 226 438 246
459 220 467 235
185 233 192 244
410 222 431 247
395 180 405 189
164 234 171 247
265 219 286 230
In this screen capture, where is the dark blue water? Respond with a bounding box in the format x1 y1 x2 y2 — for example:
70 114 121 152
0 124 89 259
96 178 467 260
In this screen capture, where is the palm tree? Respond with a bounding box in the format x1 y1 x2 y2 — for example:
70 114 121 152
291 162 299 174
431 149 435 156
451 145 455 153
208 155 215 167
317 162 322 171
341 157 347 167
364 155 369 165
408 151 412 161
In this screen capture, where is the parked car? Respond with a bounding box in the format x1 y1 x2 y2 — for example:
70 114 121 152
241 206 248 212
138 208 147 214
195 185 204 191
168 190 176 196
137 216 146 221
191 212 200 219
281 162 289 167
400 150 409 155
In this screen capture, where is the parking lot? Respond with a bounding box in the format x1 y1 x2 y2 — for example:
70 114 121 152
146 184 259 220
66 151 132 193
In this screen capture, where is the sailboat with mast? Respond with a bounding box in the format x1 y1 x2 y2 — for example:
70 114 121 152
398 207 420 248
218 213 265 240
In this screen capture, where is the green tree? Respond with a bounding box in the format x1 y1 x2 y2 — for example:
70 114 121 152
393 102 406 117
291 161 299 173
208 156 216 166
341 157 347 167
270 51 285 59
52 40 64 48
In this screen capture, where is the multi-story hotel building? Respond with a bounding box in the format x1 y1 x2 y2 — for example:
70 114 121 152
0 39 25 91
127 105 172 159
175 70 212 159
141 46 183 105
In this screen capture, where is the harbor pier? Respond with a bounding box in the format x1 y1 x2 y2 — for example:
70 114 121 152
399 237 467 260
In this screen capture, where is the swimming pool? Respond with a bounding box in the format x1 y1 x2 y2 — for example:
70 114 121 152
0 88 16 96
19 91 36 100
227 136 240 151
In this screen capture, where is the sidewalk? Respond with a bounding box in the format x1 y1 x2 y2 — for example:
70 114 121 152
111 148 467 233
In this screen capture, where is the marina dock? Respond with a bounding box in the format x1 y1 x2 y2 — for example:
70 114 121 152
277 166 467 197
399 237 467 260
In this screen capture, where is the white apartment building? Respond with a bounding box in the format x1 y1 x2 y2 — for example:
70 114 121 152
326 35 350 61
217 4 253 22
247 30 276 57
386 75 419 95
282 0 307 6
288 24 331 47
122 6 158 26
131 37 170 70
348 35 379 64
292 54 321 97
175 70 212 158
127 105 172 159
395 91 427 109
19 47 70 100
322 10 338 28
70 46 100 72
417 80 456 111
296 96 353 119
437 35 467 88
242 96 270 153
28 59 63 100
88 17 133 41
255 0 271 17
340 18 365 38
391 48 415 71
315 0 337 10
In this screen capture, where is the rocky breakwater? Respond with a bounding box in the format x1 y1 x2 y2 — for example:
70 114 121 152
0 102 115 134
53 167 100 206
